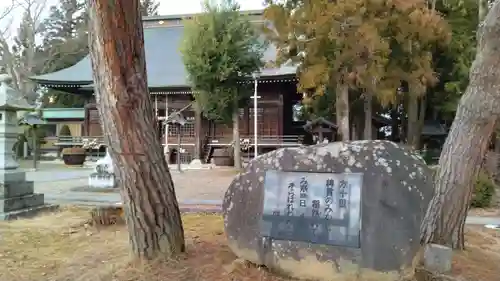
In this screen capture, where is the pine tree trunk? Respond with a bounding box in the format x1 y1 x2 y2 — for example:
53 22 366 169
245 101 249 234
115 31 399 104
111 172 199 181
233 98 241 169
415 96 427 150
87 0 185 259
193 102 202 160
363 93 372 140
336 84 350 141
420 3 500 249
479 0 488 24
407 94 419 148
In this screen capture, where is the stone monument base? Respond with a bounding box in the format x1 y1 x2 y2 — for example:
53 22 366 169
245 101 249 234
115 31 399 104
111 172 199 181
0 171 57 221
188 159 214 170
88 172 116 189
0 203 58 220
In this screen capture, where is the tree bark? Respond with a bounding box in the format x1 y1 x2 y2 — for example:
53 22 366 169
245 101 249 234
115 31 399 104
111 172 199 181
478 0 488 25
415 95 427 150
193 102 202 161
336 83 350 141
420 2 500 249
390 106 400 142
233 98 241 169
87 0 185 259
407 93 419 148
363 93 372 140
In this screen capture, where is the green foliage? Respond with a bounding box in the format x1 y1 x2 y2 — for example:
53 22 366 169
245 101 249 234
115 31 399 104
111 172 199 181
264 0 450 115
59 125 72 136
301 88 337 120
431 0 478 120
42 91 86 108
39 0 159 108
180 0 265 123
471 170 496 208
38 0 89 108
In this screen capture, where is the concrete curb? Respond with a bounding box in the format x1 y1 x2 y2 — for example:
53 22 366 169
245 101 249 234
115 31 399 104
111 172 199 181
47 200 223 214
179 205 222 214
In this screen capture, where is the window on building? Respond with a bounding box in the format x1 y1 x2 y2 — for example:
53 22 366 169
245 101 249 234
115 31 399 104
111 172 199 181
40 124 58 137
158 109 166 117
167 111 195 137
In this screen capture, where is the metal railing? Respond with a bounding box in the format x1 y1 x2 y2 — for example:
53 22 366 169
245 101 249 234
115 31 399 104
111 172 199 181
208 135 301 147
51 136 105 147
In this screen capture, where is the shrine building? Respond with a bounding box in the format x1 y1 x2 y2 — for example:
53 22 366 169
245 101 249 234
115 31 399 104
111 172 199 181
30 10 306 164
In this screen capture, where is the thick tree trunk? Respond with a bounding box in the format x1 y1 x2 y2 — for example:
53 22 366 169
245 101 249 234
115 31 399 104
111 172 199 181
415 96 427 150
233 98 241 169
479 0 488 24
193 102 202 161
336 84 350 141
390 107 400 142
420 2 500 249
407 94 419 148
363 93 372 140
87 0 185 259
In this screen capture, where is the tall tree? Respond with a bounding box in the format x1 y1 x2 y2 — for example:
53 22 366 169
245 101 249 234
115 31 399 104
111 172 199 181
39 0 88 108
420 0 500 249
0 0 48 104
264 0 449 143
140 0 159 16
40 0 159 108
87 0 185 259
180 0 265 169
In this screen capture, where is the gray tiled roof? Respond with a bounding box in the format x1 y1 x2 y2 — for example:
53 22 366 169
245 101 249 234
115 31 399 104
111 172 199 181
31 25 297 89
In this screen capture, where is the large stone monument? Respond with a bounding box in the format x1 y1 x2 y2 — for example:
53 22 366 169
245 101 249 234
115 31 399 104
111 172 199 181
0 74 53 220
88 150 116 189
223 140 434 281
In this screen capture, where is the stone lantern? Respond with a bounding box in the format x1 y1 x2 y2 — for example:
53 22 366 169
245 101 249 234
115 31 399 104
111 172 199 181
0 74 35 171
0 74 52 220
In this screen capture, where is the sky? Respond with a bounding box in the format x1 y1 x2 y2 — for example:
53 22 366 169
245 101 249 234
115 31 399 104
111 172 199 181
0 0 266 34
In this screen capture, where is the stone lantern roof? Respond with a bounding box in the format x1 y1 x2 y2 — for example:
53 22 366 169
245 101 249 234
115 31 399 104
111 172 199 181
0 74 35 111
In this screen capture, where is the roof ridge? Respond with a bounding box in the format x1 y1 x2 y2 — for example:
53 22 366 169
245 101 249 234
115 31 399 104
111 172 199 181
143 9 264 22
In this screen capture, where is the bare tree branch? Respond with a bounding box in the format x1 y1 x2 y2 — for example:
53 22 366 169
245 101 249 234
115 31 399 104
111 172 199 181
0 0 17 22
0 0 49 103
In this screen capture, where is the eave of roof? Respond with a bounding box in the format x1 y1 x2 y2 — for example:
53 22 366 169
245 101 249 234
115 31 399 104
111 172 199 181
31 12 297 90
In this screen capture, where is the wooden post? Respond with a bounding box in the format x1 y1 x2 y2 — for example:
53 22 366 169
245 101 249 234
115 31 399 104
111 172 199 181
165 95 169 163
193 102 202 161
32 125 37 170
87 0 185 259
177 124 182 172
154 94 158 117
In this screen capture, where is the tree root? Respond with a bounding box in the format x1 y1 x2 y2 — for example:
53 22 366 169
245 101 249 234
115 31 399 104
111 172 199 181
89 205 125 227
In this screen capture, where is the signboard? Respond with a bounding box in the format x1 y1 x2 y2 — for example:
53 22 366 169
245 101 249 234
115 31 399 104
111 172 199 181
259 170 362 248
88 163 116 189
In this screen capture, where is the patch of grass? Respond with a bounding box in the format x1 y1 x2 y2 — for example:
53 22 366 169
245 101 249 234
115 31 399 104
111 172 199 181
0 208 288 281
468 207 500 217
0 208 499 281
452 226 500 281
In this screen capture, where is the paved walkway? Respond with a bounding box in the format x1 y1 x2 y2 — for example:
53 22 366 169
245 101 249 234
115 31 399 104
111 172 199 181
466 216 500 225
32 167 234 207
27 166 500 225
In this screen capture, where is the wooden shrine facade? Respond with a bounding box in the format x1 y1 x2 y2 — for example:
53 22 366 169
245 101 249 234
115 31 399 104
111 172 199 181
30 11 307 164
83 78 304 163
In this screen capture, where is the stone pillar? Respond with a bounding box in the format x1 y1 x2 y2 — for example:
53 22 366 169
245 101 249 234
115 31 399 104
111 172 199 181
0 74 54 220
